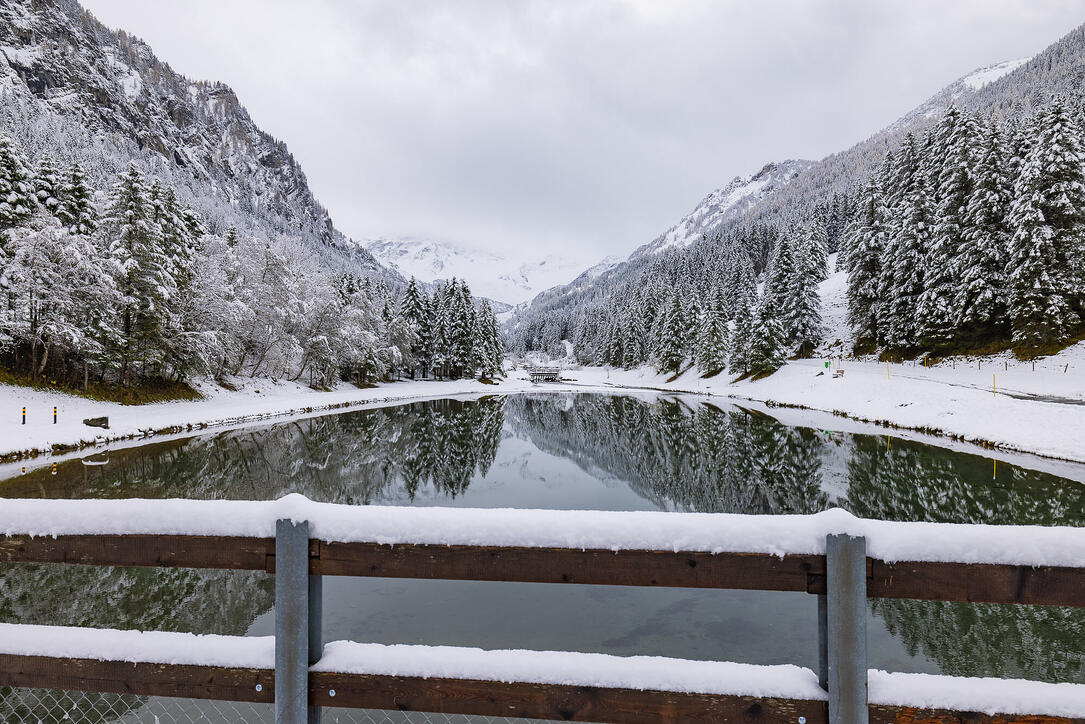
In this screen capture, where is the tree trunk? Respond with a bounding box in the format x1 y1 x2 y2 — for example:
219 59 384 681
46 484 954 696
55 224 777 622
83 360 89 392
36 343 50 377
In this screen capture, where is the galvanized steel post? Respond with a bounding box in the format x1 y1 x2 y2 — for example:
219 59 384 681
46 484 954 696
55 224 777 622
825 534 868 724
275 519 322 723
817 592 828 691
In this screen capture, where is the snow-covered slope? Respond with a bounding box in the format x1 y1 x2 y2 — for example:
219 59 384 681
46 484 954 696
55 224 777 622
365 237 606 305
627 160 813 261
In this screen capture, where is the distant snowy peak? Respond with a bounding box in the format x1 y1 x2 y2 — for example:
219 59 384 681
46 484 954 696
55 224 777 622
363 237 593 306
887 57 1032 132
628 159 813 261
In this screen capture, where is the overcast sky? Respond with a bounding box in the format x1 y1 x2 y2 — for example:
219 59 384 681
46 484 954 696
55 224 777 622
83 0 1083 267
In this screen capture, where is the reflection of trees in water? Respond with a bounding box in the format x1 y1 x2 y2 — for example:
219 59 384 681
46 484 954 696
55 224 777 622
506 394 1085 685
8 396 507 504
873 599 1085 683
841 435 1085 526
507 395 829 514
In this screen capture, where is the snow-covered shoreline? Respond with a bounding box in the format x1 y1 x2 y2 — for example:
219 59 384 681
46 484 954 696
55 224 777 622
1 345 1084 475
560 349 1085 467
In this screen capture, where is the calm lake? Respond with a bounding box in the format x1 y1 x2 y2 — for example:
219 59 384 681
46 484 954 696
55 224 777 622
1 392 1083 722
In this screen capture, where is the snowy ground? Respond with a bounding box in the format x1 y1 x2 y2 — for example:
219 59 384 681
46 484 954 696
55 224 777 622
2 341 1084 471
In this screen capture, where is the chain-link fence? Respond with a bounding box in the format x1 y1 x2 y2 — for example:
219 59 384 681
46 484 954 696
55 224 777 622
1 687 540 724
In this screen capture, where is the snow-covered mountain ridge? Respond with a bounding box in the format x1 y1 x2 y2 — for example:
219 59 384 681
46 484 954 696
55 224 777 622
365 236 609 305
0 0 393 282
627 159 814 261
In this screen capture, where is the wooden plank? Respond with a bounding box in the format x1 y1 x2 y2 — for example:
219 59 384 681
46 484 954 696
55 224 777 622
1 532 1083 607
870 704 1085 724
315 542 825 591
868 560 1085 608
309 671 829 723
0 654 1080 724
0 534 274 571
0 654 274 703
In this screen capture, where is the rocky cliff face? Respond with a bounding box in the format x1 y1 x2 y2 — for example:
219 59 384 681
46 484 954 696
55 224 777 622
0 0 393 280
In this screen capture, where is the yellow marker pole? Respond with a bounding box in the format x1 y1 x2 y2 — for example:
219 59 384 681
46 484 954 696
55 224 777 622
993 458 997 480
886 360 890 380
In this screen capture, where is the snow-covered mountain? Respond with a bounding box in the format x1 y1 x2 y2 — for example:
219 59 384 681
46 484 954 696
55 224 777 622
364 237 604 305
0 0 395 283
627 159 814 261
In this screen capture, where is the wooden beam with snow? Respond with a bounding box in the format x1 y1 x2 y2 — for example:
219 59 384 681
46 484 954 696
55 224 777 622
3 533 1084 607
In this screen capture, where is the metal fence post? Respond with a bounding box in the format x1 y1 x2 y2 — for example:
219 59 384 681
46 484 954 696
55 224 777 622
309 571 323 724
276 519 322 723
817 592 828 691
825 534 867 724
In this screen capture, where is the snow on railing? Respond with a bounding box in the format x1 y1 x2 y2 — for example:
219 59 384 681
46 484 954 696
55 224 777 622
3 623 1085 720
2 493 1085 568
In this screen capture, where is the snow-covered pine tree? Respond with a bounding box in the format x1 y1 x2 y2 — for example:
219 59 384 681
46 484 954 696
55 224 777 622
846 175 888 348
955 118 1011 343
807 214 830 283
786 224 824 358
101 163 171 383
0 135 33 232
764 229 796 312
729 287 754 375
748 292 787 377
473 300 503 379
430 284 451 378
881 174 932 350
448 280 476 377
397 277 426 377
32 154 62 217
1007 99 1085 352
56 162 97 236
917 106 979 349
654 289 685 374
416 292 436 378
695 286 729 375
681 292 701 360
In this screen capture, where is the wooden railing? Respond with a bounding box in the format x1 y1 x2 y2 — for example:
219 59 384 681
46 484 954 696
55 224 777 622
1 514 1084 723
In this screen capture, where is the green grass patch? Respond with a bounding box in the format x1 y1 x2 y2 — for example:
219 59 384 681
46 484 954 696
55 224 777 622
0 368 201 405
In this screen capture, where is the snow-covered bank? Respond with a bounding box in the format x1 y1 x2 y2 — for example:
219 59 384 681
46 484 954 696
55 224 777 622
558 342 1085 466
